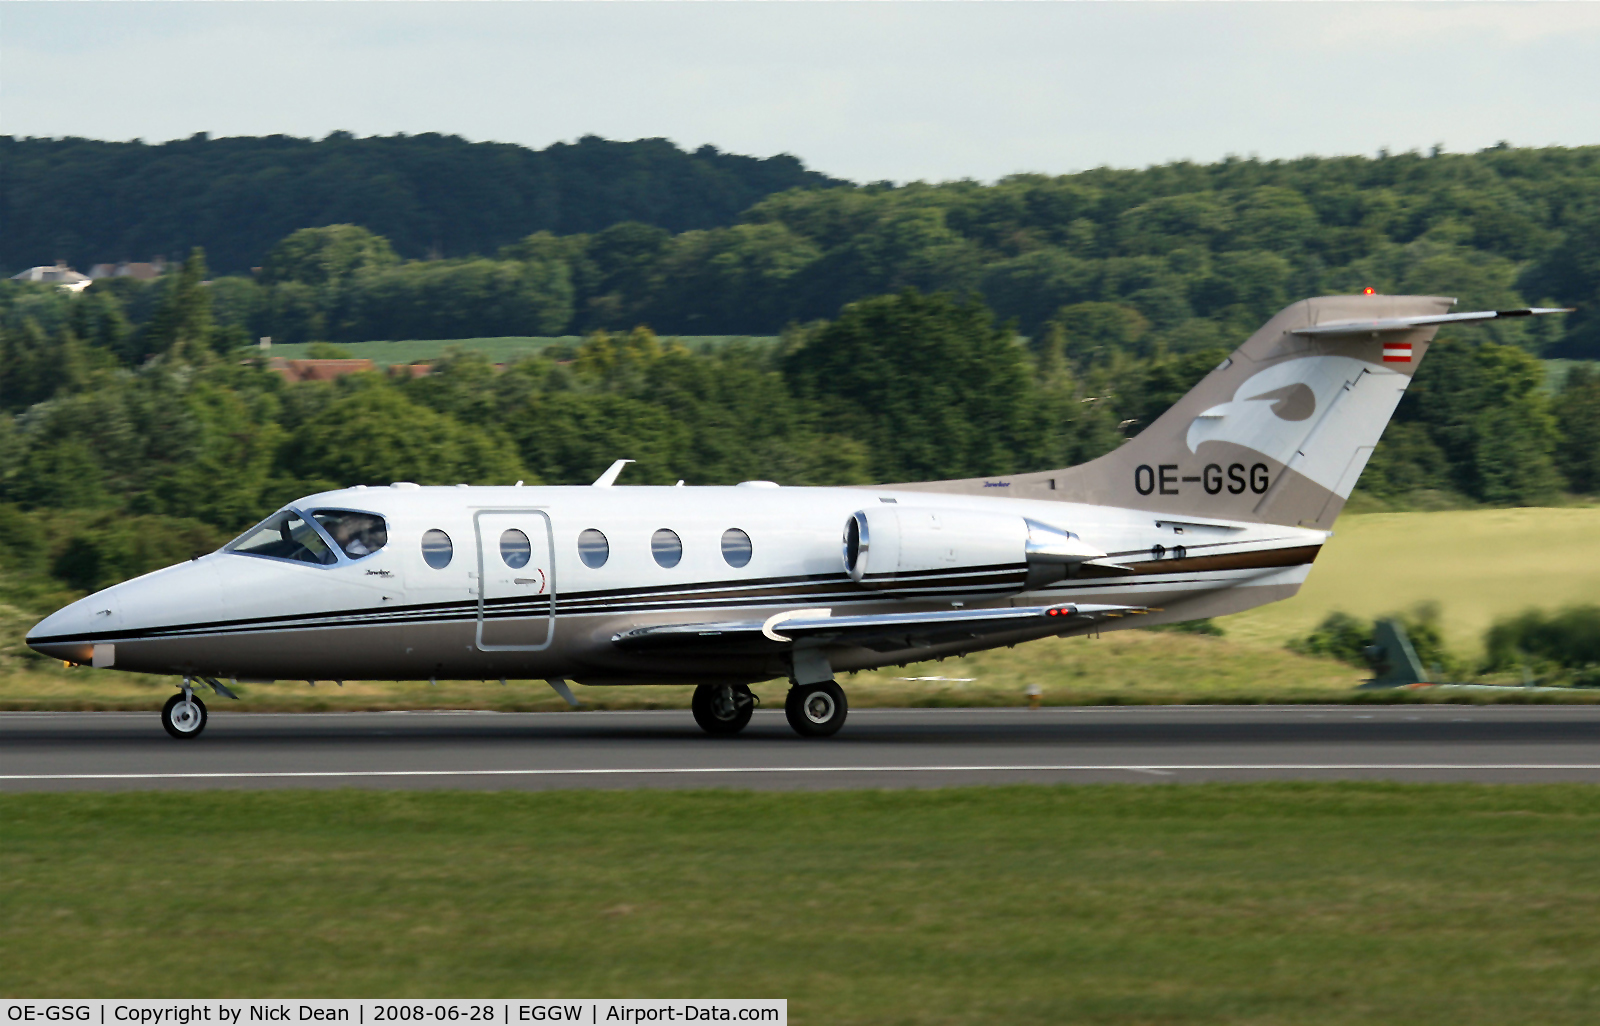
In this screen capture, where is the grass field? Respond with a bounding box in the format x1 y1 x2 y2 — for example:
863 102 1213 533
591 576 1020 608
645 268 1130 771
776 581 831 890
1220 505 1600 657
4 785 1600 1022
263 335 779 366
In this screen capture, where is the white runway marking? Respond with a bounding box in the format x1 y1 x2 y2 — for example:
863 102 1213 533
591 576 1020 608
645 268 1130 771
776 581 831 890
7 764 1600 782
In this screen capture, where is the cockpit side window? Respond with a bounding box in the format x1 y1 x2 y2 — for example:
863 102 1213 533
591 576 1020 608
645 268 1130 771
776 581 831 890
311 510 389 560
226 510 337 566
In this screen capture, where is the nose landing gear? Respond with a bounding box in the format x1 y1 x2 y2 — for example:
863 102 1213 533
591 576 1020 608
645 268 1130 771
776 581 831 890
161 686 208 739
692 683 756 735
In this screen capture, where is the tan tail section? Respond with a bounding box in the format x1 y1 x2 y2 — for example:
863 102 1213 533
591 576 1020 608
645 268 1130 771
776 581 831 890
896 294 1455 530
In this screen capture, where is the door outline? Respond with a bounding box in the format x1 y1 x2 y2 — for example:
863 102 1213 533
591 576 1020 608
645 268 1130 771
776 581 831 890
473 508 556 652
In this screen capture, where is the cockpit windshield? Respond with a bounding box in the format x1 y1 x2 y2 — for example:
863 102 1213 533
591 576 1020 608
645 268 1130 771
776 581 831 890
312 510 388 559
226 510 338 566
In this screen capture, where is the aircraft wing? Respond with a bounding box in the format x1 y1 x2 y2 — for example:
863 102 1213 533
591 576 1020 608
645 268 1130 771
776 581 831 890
612 602 1147 655
1290 307 1572 337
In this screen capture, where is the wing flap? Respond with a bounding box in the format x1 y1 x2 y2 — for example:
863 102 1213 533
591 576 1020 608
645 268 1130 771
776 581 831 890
612 603 1146 654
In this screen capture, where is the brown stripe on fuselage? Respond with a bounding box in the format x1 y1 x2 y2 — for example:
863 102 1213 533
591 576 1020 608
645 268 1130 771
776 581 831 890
1124 544 1321 575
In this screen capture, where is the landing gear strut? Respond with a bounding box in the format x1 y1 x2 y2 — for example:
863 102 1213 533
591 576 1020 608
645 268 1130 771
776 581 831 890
692 683 755 735
786 680 847 738
162 685 208 739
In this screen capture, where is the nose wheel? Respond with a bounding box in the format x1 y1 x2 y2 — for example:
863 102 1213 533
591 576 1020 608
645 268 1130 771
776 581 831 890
162 690 208 739
692 683 756 735
786 680 847 737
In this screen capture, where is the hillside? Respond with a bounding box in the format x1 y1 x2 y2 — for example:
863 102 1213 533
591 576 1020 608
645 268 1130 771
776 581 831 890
0 133 846 275
5 140 1598 351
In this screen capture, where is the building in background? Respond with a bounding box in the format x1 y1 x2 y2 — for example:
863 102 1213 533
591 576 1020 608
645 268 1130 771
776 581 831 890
87 258 167 281
10 262 91 292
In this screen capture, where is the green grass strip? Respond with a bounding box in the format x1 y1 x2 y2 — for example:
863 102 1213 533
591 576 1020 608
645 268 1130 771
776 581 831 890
5 784 1600 1022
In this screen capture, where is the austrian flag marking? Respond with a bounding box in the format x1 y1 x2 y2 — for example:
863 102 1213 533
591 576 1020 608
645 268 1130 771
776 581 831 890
1382 342 1413 363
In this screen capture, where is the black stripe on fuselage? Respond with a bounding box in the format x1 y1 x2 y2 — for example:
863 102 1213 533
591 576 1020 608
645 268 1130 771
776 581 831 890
32 547 1317 646
32 565 1022 644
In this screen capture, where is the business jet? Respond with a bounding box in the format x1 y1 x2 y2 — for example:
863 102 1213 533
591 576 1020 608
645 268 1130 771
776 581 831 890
26 295 1569 739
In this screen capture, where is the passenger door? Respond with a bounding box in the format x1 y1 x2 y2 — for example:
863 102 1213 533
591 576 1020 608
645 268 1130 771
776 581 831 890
474 509 555 651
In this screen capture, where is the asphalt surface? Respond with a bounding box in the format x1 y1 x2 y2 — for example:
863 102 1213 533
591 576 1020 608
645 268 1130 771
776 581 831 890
6 704 1600 791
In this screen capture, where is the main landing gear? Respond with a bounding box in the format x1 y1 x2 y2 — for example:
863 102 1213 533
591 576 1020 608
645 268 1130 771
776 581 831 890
692 683 756 735
690 680 850 737
786 680 848 738
162 687 208 739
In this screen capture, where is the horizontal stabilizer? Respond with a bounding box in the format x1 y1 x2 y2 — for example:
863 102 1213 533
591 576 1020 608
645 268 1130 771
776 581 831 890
613 603 1145 655
1291 307 1572 338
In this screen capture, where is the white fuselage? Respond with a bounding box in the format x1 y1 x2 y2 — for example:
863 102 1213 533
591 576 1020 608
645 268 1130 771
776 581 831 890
26 482 1325 685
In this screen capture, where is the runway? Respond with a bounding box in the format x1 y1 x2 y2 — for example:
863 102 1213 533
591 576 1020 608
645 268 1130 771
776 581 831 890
4 705 1600 791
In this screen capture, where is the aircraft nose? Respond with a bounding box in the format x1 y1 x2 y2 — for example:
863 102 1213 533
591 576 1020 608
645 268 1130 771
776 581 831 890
25 593 110 664
26 556 223 666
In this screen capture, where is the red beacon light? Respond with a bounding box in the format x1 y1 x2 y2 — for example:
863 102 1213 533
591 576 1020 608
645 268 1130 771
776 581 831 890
1362 286 1377 295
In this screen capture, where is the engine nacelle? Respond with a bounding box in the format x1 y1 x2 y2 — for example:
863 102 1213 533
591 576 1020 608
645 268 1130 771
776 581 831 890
842 507 1105 592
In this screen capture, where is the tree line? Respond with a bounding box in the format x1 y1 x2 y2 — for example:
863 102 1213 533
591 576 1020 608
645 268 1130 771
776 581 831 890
2 264 1597 601
1 132 844 276
6 140 1599 356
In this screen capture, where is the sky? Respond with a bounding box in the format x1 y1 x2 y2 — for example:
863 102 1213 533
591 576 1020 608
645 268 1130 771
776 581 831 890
3 1 1598 183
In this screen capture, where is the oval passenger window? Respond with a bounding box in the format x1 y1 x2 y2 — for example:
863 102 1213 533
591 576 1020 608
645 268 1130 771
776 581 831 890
421 529 453 569
652 528 683 568
578 528 609 569
721 528 752 568
501 529 532 569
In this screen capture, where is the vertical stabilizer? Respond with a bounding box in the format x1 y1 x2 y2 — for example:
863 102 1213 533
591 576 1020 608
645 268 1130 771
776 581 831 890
896 294 1457 530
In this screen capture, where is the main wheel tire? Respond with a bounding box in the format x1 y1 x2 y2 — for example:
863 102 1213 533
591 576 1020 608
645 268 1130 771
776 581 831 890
161 692 208 739
785 681 848 738
692 683 755 735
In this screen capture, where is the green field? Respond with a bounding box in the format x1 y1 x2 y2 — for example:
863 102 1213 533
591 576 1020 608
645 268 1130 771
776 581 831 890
261 347 1588 379
262 335 779 367
4 785 1600 1022
1220 506 1600 658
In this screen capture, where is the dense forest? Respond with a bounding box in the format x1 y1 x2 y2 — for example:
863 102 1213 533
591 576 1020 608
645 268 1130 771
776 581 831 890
4 138 1599 355
2 263 1597 595
1 133 845 275
1 140 1598 626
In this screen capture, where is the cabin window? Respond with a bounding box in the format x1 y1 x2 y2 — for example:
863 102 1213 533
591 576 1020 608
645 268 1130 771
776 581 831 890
421 529 453 569
227 510 337 566
578 528 609 569
311 510 388 559
500 529 532 569
721 528 753 568
652 528 683 568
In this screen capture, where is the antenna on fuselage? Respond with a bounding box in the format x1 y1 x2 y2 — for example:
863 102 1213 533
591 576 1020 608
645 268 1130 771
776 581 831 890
592 459 634 487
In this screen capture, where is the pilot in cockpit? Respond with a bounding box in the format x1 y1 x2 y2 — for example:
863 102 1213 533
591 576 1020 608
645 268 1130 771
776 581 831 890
315 511 388 560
